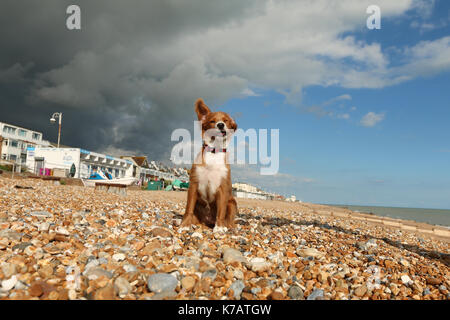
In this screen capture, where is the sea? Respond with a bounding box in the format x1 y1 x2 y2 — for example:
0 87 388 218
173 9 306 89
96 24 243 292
326 204 450 228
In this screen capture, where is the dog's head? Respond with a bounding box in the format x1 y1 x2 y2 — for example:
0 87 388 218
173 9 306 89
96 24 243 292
195 98 237 146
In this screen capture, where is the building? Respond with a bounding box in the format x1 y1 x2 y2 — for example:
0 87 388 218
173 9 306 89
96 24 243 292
26 146 132 179
0 122 51 169
232 182 259 193
285 195 297 202
232 182 275 200
120 156 190 183
121 156 154 183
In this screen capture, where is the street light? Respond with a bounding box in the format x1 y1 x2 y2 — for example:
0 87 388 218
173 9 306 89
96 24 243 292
50 112 62 148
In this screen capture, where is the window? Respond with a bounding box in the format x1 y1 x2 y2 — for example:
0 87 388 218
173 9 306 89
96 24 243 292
18 129 27 137
3 126 16 134
9 154 17 161
32 133 41 140
10 140 18 148
2 139 7 146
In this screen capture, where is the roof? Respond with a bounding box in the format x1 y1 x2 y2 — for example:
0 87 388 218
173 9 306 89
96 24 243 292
132 156 149 168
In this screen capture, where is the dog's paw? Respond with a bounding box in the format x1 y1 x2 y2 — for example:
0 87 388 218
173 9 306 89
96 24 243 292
213 225 228 234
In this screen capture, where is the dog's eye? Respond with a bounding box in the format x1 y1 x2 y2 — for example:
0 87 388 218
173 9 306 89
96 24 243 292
210 120 215 124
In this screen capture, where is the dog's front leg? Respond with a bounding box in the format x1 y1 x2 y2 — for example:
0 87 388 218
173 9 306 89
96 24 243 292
181 182 198 228
213 190 228 233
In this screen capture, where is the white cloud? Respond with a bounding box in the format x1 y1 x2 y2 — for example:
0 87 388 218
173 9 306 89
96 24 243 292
360 112 385 127
337 113 350 119
241 88 260 97
323 94 352 106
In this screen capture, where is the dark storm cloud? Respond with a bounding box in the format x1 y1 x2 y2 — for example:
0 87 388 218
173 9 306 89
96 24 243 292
0 0 442 163
0 0 263 159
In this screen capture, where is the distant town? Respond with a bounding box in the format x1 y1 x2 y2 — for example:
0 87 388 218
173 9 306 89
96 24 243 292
0 120 298 202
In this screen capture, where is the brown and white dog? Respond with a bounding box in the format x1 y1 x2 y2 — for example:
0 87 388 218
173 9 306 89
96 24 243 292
180 98 238 233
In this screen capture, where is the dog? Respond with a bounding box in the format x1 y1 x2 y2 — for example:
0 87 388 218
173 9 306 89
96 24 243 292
180 98 238 233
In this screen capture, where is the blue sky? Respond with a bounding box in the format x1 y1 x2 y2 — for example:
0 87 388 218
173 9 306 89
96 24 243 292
222 1 450 209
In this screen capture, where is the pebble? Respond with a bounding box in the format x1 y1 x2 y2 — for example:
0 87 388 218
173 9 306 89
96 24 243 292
268 290 285 300
399 259 409 267
426 277 441 286
68 289 77 300
191 232 203 239
12 242 32 251
114 277 132 297
31 211 52 218
147 273 178 293
112 253 126 262
401 275 413 285
181 276 196 291
229 280 245 299
296 247 325 258
202 269 217 281
222 247 247 264
307 289 324 300
85 267 113 280
55 226 69 236
38 222 50 232
1 276 18 291
94 284 116 300
248 258 271 272
0 177 448 301
151 290 178 300
150 227 172 238
123 264 137 273
354 284 367 297
288 285 304 300
2 263 17 278
233 269 244 280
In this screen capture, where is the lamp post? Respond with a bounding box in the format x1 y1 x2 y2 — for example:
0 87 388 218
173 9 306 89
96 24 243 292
50 112 62 148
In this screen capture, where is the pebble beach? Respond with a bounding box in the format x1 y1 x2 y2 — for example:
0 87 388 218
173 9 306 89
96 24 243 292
0 176 449 300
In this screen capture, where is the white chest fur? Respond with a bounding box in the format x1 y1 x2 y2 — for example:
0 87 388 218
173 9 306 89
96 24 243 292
196 152 228 202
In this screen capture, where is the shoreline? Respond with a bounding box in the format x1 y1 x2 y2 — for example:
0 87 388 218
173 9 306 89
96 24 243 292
324 203 450 229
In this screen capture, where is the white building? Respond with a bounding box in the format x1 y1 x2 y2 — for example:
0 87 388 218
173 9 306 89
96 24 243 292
232 182 274 200
26 146 132 179
0 122 51 168
234 190 269 200
232 182 259 193
285 195 297 202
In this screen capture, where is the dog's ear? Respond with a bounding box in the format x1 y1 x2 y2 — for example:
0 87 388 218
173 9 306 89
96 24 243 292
195 98 211 122
230 118 237 131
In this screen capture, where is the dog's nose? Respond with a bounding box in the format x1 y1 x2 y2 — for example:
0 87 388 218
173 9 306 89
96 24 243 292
217 122 225 130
